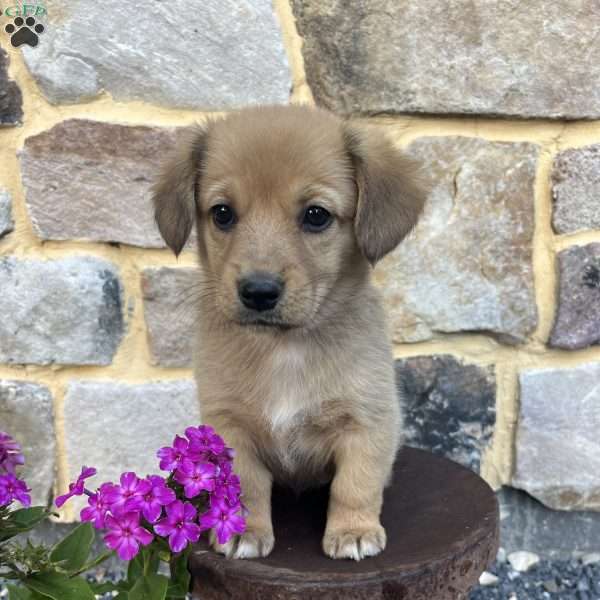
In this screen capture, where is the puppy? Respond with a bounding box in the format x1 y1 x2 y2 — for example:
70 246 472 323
152 105 425 561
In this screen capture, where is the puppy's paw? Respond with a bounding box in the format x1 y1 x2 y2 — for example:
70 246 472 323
322 525 386 561
210 528 275 559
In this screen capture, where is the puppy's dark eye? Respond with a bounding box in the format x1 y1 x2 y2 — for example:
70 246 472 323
211 204 236 231
301 206 332 233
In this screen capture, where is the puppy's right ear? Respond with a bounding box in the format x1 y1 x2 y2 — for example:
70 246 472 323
152 125 210 256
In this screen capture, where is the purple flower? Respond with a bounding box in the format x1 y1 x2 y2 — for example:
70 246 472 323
134 475 176 523
185 426 225 456
199 498 246 545
55 466 97 508
80 482 114 529
157 435 200 473
104 472 146 514
174 459 216 499
104 512 153 561
154 500 201 553
0 473 31 507
0 432 25 475
213 466 242 504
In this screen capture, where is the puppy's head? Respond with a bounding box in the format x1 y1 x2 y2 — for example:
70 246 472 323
152 106 424 331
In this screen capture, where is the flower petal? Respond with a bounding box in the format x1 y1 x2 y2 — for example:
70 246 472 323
169 529 189 553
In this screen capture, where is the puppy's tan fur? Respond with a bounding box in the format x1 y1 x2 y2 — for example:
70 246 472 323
152 105 425 561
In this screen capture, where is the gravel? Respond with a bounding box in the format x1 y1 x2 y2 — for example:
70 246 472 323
470 551 600 599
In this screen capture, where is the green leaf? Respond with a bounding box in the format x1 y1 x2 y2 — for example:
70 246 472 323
72 549 115 577
6 584 34 600
90 581 118 594
169 548 191 595
114 593 129 600
129 574 169 600
166 583 188 599
127 550 144 582
127 546 159 584
6 585 47 600
24 572 95 600
49 522 95 573
0 507 49 541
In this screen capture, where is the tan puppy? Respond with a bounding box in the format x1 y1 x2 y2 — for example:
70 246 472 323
152 105 425 561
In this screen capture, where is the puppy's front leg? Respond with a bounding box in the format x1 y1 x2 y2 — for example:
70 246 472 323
208 424 274 559
323 429 394 561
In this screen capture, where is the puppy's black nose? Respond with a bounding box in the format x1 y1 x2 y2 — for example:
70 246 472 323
238 273 283 312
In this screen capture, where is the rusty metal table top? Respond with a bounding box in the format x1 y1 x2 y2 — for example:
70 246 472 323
190 446 499 600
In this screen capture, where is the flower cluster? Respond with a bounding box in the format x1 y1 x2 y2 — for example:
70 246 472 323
56 425 246 561
0 432 31 508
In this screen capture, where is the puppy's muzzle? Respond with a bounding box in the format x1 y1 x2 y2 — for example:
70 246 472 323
238 273 284 313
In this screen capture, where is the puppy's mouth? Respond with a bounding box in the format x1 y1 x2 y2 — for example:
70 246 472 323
236 311 296 331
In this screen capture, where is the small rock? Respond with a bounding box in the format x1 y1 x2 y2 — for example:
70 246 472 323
577 578 590 591
543 579 560 593
508 550 541 572
479 571 499 586
581 552 600 565
496 547 507 562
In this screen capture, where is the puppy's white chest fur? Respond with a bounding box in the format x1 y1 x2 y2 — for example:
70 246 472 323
263 341 314 432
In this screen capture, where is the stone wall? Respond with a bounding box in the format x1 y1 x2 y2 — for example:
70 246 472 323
1 0 599 555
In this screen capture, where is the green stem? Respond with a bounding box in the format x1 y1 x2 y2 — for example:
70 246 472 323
69 549 115 578
143 548 151 576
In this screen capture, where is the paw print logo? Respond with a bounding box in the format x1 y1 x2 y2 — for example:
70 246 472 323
5 16 45 48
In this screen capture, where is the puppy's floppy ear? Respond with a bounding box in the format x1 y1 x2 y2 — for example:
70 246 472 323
152 124 210 256
344 123 426 265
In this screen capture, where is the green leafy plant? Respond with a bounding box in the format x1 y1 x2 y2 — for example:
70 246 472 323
0 429 246 600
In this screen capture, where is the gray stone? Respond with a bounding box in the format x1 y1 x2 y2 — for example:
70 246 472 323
507 550 540 573
0 46 22 125
142 267 198 368
478 572 499 586
292 1 600 119
21 1 291 109
0 188 13 237
513 363 600 510
582 553 600 566
0 380 55 506
62 380 199 513
498 486 600 559
0 256 124 365
550 244 600 350
375 137 538 344
552 145 600 234
19 119 183 248
395 355 496 473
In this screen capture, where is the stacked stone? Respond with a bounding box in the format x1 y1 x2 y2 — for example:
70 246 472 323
0 0 599 555
0 0 292 510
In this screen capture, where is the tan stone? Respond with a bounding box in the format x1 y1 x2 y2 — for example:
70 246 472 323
142 267 198 368
20 119 180 248
514 363 600 511
292 0 600 119
375 136 539 344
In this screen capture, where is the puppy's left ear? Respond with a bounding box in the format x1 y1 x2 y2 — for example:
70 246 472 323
152 124 210 256
344 123 426 265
